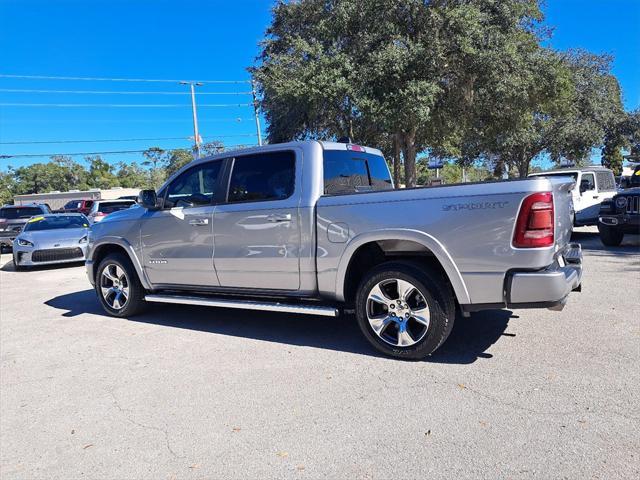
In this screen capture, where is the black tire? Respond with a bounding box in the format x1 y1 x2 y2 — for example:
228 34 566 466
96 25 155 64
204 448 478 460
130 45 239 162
12 255 26 272
355 261 456 360
95 253 147 317
598 224 624 247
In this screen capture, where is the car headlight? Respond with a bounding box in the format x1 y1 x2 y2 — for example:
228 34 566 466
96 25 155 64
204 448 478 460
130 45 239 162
78 235 88 244
615 196 627 209
17 238 34 247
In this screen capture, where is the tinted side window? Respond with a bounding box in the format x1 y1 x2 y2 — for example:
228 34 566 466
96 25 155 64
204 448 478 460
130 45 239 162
323 150 392 195
227 151 295 203
581 173 595 190
165 161 222 208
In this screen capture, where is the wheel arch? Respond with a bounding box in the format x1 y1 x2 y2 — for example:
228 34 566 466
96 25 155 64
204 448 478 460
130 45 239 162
336 229 470 305
90 237 150 290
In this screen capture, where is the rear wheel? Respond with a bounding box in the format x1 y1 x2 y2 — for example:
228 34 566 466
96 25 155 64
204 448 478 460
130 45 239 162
95 253 147 317
598 224 624 246
355 261 455 360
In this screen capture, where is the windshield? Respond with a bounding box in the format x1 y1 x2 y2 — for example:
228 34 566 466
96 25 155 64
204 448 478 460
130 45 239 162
0 207 42 219
631 166 640 187
23 215 89 232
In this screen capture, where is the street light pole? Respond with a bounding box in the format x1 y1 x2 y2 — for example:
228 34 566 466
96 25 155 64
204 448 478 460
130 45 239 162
180 81 203 158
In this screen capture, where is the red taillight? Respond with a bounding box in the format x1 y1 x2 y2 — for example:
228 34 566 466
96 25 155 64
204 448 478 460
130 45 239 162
346 144 365 152
513 192 554 248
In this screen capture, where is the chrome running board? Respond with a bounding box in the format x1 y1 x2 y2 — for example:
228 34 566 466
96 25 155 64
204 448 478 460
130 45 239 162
144 294 339 317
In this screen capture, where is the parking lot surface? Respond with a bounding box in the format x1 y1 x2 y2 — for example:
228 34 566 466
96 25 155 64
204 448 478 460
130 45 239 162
1 227 639 479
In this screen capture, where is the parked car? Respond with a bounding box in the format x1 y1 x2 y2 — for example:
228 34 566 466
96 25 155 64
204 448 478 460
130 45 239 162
87 199 136 224
61 199 95 215
12 213 90 270
0 204 52 250
117 195 139 202
597 185 640 246
529 167 617 226
85 140 582 360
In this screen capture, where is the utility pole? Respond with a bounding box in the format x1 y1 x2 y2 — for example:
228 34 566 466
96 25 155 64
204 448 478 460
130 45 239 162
251 80 262 146
180 81 203 158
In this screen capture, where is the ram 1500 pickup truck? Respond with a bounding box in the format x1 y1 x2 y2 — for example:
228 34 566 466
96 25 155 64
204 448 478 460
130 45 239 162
86 141 582 359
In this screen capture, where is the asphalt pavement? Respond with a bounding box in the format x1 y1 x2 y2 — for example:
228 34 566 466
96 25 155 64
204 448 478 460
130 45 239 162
1 227 639 479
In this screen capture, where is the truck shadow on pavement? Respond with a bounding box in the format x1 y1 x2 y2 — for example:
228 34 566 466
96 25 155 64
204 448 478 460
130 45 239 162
45 289 515 364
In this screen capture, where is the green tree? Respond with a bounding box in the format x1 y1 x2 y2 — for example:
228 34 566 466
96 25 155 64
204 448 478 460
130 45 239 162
115 162 149 188
253 0 556 186
165 149 194 177
142 147 168 189
0 170 15 205
86 156 119 189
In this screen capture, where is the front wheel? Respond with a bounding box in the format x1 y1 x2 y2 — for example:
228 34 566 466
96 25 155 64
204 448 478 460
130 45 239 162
598 224 624 247
95 253 147 317
355 261 455 360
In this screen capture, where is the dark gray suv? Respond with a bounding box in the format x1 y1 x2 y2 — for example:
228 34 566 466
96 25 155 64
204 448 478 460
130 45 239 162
0 204 52 250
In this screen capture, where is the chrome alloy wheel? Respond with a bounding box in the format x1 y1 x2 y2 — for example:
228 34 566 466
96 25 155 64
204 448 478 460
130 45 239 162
366 278 430 347
100 263 130 310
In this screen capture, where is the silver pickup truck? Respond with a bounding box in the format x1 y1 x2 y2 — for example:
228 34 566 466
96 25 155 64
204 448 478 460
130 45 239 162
86 141 582 359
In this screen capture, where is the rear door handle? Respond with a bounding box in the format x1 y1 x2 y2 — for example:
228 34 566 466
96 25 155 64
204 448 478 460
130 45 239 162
189 218 209 226
267 213 292 223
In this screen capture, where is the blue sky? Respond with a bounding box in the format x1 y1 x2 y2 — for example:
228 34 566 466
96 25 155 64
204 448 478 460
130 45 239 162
0 0 638 169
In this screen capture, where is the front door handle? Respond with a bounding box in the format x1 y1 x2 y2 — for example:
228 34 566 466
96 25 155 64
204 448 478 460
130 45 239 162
189 218 209 226
267 213 292 223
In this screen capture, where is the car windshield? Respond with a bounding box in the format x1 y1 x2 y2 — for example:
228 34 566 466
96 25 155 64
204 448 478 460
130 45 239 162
23 215 89 231
98 201 134 213
0 207 43 219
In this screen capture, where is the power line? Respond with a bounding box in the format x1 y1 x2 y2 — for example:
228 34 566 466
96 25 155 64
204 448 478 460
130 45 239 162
0 144 258 159
0 134 258 145
0 74 251 84
0 103 252 108
0 88 252 95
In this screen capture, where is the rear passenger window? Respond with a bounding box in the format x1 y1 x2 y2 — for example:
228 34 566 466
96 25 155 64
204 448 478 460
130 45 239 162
323 150 392 195
227 152 295 203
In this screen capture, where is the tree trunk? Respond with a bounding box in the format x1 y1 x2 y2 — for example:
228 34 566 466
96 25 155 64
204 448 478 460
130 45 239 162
403 129 417 188
392 133 402 187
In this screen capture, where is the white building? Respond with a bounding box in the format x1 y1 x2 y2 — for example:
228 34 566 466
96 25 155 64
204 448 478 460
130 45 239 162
13 187 141 211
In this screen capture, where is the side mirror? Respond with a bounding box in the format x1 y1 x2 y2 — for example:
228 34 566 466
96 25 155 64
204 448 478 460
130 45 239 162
138 190 158 209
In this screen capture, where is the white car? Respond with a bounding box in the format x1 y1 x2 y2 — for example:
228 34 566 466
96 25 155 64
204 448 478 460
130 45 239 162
87 199 136 224
12 213 90 270
529 167 617 226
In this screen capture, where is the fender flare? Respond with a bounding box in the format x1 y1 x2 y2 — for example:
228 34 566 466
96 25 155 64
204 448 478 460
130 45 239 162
89 236 151 290
334 228 471 304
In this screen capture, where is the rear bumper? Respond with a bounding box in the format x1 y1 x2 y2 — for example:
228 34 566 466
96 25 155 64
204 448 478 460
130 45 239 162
461 243 583 313
508 243 582 308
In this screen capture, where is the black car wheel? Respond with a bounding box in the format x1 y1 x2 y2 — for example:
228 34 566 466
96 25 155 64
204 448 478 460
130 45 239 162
598 224 624 247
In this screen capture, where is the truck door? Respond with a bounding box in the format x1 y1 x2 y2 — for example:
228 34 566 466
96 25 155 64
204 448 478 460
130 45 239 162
575 172 599 224
213 150 301 291
140 159 224 287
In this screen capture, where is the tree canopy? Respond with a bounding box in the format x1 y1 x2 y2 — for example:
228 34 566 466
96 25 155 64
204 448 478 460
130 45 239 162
253 0 627 184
